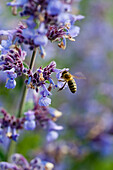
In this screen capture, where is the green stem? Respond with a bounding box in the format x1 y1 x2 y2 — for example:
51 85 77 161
17 48 37 118
17 85 28 118
6 141 16 161
6 48 37 161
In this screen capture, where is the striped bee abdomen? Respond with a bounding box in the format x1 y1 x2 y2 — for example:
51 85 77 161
68 79 77 93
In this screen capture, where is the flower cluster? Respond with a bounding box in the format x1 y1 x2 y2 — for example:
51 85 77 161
0 29 16 54
0 43 70 105
0 46 26 89
25 92 63 142
0 153 54 170
0 93 63 142
6 0 84 54
0 0 84 168
0 38 69 105
25 61 59 106
0 108 24 142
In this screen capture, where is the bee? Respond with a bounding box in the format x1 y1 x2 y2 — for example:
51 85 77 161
58 70 86 93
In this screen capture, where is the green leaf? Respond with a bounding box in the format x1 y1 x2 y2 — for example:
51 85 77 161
23 62 29 69
45 80 50 84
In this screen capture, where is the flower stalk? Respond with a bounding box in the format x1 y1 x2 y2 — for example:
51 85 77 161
17 48 37 118
6 48 37 160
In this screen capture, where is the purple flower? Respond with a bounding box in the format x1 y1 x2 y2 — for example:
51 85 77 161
26 16 36 29
22 28 35 39
5 78 16 89
24 110 35 120
0 39 12 54
7 0 28 6
0 127 4 143
30 157 42 167
48 107 62 118
46 120 63 142
11 128 19 141
41 84 52 97
6 0 83 50
5 68 17 79
24 120 36 131
24 111 36 130
0 162 19 170
37 23 47 35
46 131 59 142
0 153 54 170
47 0 62 15
0 29 16 54
48 120 63 131
74 15 85 21
34 35 48 46
27 76 31 85
68 26 80 38
4 68 17 89
0 46 27 88
6 126 19 142
38 45 46 58
58 13 72 25
11 153 29 169
39 96 51 106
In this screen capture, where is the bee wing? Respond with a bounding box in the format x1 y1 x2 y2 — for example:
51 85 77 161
73 72 86 79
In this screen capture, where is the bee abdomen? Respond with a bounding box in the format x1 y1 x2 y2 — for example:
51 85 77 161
68 80 77 93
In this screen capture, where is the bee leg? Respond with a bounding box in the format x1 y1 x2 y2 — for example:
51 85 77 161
58 82 67 92
58 80 65 82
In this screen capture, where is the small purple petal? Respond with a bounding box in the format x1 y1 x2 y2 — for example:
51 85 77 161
42 84 52 96
24 110 35 120
48 78 55 85
48 120 63 131
34 35 48 46
48 107 62 118
5 79 16 89
0 128 4 143
24 120 36 130
37 22 47 35
38 45 46 58
74 15 85 21
0 162 19 170
30 157 41 166
12 128 19 141
68 26 80 38
46 131 59 142
47 0 62 15
22 28 35 39
39 96 51 106
26 16 36 29
11 153 29 169
4 68 17 79
7 0 28 6
27 77 31 85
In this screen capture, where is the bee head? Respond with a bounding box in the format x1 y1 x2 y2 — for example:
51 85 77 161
61 70 68 77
